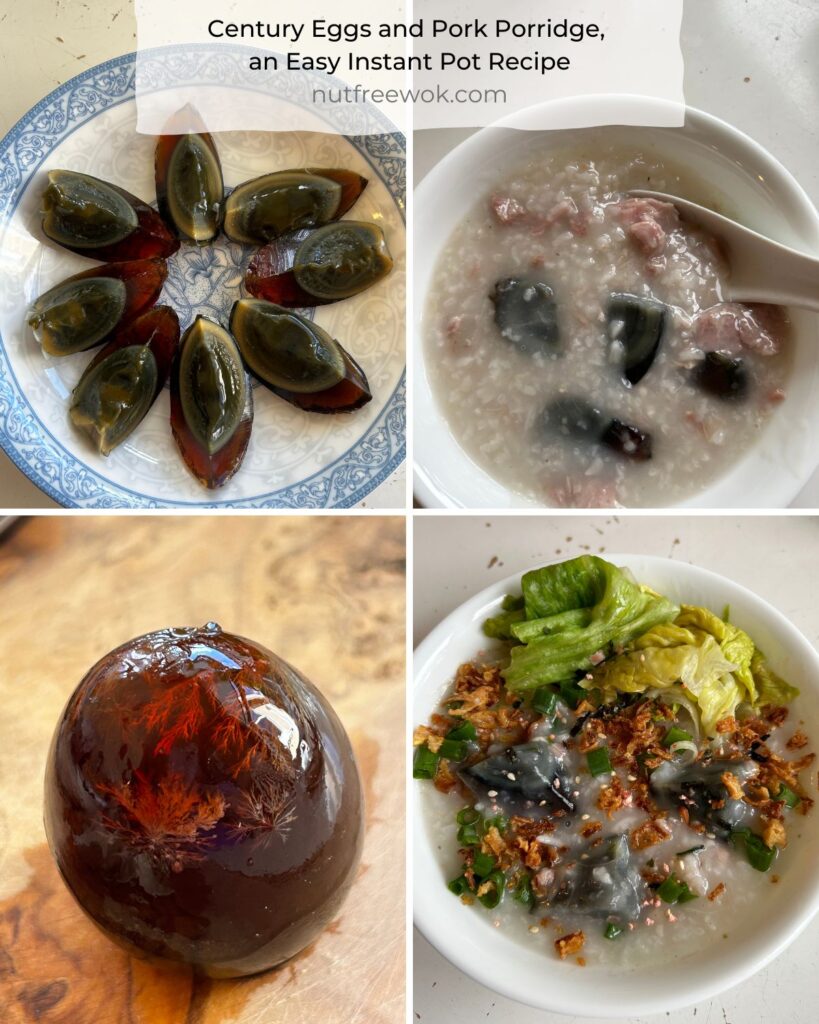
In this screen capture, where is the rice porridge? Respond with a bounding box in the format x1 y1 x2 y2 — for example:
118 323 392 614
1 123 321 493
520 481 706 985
413 556 815 966
423 145 790 507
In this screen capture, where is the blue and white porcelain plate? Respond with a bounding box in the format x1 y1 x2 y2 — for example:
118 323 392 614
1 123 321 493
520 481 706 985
0 50 405 508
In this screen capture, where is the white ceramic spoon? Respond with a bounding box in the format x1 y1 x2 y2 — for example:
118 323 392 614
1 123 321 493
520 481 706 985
630 188 819 312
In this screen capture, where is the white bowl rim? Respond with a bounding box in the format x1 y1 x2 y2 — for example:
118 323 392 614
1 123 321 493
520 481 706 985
413 552 819 1017
413 94 819 510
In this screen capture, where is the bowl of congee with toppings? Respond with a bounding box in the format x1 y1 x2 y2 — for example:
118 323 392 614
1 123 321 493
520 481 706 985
414 97 819 508
413 554 819 1015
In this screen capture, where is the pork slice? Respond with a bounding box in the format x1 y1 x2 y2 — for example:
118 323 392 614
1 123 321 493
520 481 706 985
693 302 785 357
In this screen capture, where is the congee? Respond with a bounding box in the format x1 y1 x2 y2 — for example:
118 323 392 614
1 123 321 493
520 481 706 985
413 556 814 965
424 146 790 507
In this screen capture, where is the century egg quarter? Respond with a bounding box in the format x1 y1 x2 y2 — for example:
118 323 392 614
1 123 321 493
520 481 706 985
44 624 364 977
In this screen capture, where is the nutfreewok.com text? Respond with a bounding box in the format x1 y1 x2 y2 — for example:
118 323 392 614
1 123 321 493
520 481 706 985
312 85 507 105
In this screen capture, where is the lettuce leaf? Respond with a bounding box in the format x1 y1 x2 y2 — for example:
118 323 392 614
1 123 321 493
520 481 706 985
676 605 757 703
589 604 798 735
588 635 740 734
751 651 800 704
496 556 679 692
483 606 525 641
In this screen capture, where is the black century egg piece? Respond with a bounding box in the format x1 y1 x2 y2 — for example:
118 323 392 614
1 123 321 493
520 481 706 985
464 740 575 814
546 834 646 923
693 351 749 401
607 293 668 386
650 758 757 840
490 277 559 355
541 397 653 462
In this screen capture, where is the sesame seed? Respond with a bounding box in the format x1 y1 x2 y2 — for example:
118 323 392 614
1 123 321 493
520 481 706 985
528 925 540 934
507 772 517 781
488 790 498 797
581 814 590 820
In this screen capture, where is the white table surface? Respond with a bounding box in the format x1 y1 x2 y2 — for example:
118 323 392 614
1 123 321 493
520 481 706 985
414 0 819 509
0 0 405 510
413 512 819 1022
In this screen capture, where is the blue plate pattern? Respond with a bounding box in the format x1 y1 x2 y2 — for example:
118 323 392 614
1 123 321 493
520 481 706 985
0 47 405 508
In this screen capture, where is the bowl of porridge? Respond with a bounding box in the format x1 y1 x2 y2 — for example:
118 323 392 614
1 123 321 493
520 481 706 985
414 97 819 508
413 554 819 1015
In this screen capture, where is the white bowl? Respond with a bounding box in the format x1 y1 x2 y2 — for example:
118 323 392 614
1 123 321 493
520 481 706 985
413 554 819 1016
413 96 819 508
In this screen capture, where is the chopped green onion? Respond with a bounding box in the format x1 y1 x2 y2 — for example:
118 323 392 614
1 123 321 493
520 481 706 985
484 814 508 834
604 922 623 940
438 738 467 761
457 822 482 846
656 873 697 904
413 745 440 780
447 875 470 896
664 726 693 748
532 686 559 717
777 784 800 808
732 829 777 872
586 746 612 777
559 679 587 708
513 874 534 907
479 870 506 909
446 721 477 742
472 852 496 877
676 845 705 856
456 806 480 826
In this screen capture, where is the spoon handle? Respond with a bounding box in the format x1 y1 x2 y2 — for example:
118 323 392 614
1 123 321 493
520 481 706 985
726 244 819 313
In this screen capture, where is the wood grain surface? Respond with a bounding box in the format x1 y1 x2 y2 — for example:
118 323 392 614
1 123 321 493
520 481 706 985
0 515 406 1024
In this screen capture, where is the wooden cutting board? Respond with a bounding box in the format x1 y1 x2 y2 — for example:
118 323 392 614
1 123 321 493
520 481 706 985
0 515 406 1024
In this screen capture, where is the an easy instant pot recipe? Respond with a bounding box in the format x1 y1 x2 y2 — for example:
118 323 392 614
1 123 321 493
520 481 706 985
26 107 393 489
424 145 790 507
413 556 815 965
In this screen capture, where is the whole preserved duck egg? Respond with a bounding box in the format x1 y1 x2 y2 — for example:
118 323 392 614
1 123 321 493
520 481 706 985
27 259 168 356
223 169 368 245
42 170 179 261
490 277 559 355
43 625 363 977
